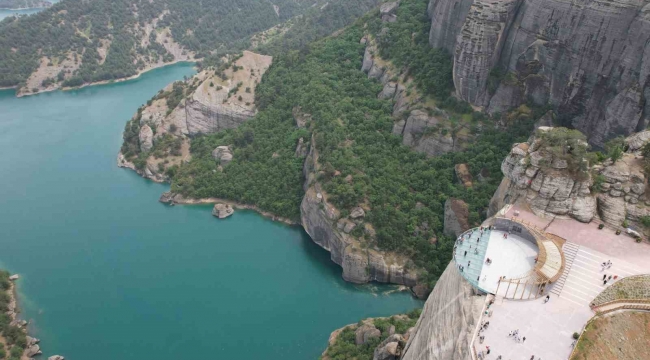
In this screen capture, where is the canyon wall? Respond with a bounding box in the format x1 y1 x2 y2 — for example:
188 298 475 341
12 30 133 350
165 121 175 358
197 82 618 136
429 0 650 147
400 261 484 360
300 138 419 287
488 127 650 229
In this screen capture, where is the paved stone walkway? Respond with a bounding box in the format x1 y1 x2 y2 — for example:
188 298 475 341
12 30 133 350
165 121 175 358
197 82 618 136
472 205 650 360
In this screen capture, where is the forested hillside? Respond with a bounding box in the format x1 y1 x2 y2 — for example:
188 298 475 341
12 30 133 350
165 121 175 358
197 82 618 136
0 0 320 93
167 0 537 286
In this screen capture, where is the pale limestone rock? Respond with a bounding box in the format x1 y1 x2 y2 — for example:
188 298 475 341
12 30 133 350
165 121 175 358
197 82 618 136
48 356 65 360
361 46 374 73
138 124 154 152
350 207 366 219
380 1 399 16
597 194 626 225
401 262 483 360
626 130 650 152
610 189 623 197
344 222 356 234
211 203 234 219
379 82 398 99
355 324 381 345
570 197 597 223
601 161 631 183
25 344 41 357
631 183 645 195
211 146 233 166
443 198 470 237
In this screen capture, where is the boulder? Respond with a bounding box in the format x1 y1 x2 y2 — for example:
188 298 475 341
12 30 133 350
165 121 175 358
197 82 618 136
211 203 234 219
443 198 470 238
355 324 381 345
631 183 645 195
25 344 42 357
411 283 431 299
625 130 650 152
601 161 631 183
374 341 400 360
380 1 399 16
211 146 233 166
138 124 154 152
361 46 374 73
49 356 65 360
350 207 366 219
379 82 398 100
9 274 19 281
569 197 597 223
597 194 626 226
343 222 356 234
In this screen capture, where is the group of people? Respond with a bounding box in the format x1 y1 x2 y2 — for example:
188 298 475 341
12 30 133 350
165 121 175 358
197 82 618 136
508 329 526 343
602 273 618 285
600 260 612 271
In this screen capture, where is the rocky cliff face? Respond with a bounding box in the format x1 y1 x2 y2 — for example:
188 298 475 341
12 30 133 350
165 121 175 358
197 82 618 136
401 261 484 360
118 51 271 182
300 138 419 287
488 127 650 229
429 0 650 147
362 13 472 157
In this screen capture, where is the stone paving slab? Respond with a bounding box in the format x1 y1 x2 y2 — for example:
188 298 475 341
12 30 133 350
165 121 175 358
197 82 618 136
475 296 592 360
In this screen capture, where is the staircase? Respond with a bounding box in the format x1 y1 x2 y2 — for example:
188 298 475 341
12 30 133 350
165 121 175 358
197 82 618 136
550 242 580 296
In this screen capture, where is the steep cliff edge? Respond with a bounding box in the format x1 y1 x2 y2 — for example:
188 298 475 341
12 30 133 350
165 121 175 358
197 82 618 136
400 261 484 360
429 0 650 147
301 138 419 286
118 51 272 182
488 126 650 231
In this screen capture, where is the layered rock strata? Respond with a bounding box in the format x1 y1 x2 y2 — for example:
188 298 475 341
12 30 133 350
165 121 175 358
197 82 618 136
300 138 418 286
428 0 650 147
118 51 271 183
488 127 650 228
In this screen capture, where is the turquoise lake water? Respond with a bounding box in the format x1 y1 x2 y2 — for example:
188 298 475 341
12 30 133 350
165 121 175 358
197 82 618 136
0 63 421 359
0 0 59 20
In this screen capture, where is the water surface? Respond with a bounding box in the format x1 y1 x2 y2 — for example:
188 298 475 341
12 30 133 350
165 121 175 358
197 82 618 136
0 63 420 359
0 0 59 20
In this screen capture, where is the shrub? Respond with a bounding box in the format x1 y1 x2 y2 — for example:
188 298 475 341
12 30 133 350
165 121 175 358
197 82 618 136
573 332 580 340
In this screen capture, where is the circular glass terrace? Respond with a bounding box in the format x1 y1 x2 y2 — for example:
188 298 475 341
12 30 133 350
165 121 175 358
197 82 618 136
453 217 565 299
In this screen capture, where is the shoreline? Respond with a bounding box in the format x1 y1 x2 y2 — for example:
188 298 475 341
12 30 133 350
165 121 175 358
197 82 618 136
163 193 299 226
5 59 199 98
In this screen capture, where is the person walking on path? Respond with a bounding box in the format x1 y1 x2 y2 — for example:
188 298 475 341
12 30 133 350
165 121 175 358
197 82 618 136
464 250 468 257
603 279 607 285
523 337 526 343
608 275 612 281
603 274 607 280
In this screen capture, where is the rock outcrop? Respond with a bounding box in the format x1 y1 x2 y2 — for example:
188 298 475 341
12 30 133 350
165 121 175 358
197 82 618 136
301 138 418 286
401 262 484 360
212 146 233 166
212 203 234 219
355 324 381 345
392 109 468 157
428 0 650 147
119 51 271 183
444 198 470 237
138 124 154 152
489 127 650 228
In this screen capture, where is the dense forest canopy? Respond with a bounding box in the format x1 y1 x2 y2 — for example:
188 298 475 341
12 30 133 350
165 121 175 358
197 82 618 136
166 0 536 286
0 0 321 88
